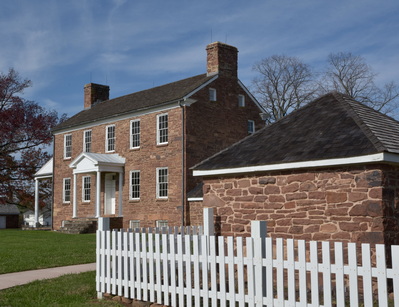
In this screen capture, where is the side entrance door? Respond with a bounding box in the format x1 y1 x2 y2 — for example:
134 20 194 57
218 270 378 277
104 173 116 215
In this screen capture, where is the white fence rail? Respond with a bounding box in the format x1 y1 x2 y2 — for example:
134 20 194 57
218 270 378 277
96 228 399 306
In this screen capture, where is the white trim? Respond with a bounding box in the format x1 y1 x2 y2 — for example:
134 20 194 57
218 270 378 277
187 197 203 202
193 152 399 177
156 167 168 199
53 103 181 135
182 75 218 100
63 178 71 203
130 119 140 149
82 175 91 202
129 170 140 200
238 79 265 112
156 113 168 145
64 134 72 159
83 129 92 153
105 124 116 152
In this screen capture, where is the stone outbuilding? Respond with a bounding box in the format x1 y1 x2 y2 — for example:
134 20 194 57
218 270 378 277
193 92 399 247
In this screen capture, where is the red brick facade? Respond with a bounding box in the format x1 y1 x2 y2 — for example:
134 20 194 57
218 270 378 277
52 43 264 230
201 164 399 246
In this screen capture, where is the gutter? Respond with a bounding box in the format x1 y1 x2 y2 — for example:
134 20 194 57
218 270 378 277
193 152 399 177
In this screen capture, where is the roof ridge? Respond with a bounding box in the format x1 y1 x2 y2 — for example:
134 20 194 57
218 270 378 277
332 92 388 152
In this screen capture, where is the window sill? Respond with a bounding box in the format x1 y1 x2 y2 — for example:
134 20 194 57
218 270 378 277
156 143 168 147
156 198 168 202
129 199 140 203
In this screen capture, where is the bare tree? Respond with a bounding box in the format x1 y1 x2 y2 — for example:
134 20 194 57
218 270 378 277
252 55 318 123
320 52 399 115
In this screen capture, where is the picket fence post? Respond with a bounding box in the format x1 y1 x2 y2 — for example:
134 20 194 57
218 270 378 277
97 217 110 299
251 220 267 306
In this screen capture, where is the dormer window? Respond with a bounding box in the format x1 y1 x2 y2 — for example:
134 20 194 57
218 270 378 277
209 88 217 101
238 94 245 107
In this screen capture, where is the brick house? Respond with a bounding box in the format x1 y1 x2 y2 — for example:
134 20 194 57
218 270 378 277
192 92 399 247
50 42 265 230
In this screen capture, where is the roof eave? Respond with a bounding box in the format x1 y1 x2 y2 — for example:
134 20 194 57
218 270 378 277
193 152 399 177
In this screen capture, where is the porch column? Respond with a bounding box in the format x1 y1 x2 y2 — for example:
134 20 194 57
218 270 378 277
34 178 39 226
73 173 77 218
96 171 101 218
118 172 123 216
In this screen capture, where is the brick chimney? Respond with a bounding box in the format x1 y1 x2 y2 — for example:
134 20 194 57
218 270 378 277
84 83 110 109
206 42 238 78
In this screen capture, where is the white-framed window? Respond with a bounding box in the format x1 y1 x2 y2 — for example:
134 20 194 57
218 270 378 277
156 220 168 228
156 167 168 199
129 220 140 229
64 134 72 159
106 125 115 152
248 120 255 134
130 170 140 200
238 94 245 107
63 178 71 203
157 114 168 145
83 130 92 152
82 176 91 202
209 88 217 101
130 119 140 149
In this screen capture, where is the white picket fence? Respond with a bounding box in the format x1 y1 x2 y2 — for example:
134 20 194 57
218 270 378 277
96 221 399 306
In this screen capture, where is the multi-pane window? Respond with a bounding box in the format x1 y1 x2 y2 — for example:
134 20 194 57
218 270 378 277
156 167 168 198
82 176 91 202
64 134 72 159
106 125 115 152
238 94 245 107
129 220 140 229
130 170 140 200
83 130 92 152
156 220 168 228
209 88 217 101
130 120 140 149
63 178 71 203
248 120 255 134
157 114 168 145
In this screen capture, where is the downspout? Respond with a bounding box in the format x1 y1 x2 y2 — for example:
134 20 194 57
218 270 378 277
179 100 186 227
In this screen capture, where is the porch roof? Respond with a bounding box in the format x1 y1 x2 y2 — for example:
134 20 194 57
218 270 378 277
69 152 126 174
34 158 53 179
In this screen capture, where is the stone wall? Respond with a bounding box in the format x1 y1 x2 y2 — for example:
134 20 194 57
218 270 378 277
202 164 396 246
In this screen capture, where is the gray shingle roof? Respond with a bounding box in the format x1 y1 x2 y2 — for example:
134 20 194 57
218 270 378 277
0 204 20 215
193 92 399 171
53 74 214 132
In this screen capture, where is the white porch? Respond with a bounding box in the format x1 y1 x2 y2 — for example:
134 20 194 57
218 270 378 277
69 152 126 218
33 158 53 227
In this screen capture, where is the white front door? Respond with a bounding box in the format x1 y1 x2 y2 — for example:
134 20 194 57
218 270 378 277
104 173 116 215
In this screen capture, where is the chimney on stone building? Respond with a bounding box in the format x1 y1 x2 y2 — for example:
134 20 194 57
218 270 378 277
206 42 238 78
84 83 110 109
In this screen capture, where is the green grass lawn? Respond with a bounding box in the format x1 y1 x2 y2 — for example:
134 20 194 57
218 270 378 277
0 229 96 274
0 271 124 307
0 229 125 306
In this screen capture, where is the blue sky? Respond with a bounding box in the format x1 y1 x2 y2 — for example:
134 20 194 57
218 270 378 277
1 0 399 117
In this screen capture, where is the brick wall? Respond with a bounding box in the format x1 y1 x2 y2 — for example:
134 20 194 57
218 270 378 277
202 164 399 246
53 107 184 229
